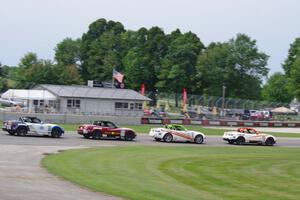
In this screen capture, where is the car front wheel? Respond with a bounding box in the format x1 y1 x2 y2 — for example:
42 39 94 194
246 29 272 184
236 137 245 145
265 137 275 146
51 128 62 138
194 135 204 144
163 133 173 143
124 132 135 141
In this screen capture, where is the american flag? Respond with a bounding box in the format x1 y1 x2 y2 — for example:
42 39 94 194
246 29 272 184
113 69 124 83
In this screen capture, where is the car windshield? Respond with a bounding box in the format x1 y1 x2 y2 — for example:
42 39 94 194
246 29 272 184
93 121 118 128
21 117 41 123
165 125 187 131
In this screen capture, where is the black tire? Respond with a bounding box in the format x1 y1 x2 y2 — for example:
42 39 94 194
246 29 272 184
83 134 90 139
92 130 102 140
236 137 245 145
51 128 62 138
194 135 204 144
154 137 161 142
228 140 235 144
124 132 135 141
16 127 27 136
8 130 15 135
163 133 173 143
265 137 275 146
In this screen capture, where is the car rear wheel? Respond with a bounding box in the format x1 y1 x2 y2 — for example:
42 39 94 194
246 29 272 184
16 127 27 136
236 137 245 145
8 130 15 135
83 133 90 139
265 137 275 146
51 128 62 138
194 135 204 144
92 130 102 140
163 133 173 143
228 140 234 144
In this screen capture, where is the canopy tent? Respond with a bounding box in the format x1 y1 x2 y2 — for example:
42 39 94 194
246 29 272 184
1 89 57 100
271 106 294 114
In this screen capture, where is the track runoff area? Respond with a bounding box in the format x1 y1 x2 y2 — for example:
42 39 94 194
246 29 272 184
1 125 300 200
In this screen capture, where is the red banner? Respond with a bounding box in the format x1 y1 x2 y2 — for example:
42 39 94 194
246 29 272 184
141 83 145 95
183 88 187 106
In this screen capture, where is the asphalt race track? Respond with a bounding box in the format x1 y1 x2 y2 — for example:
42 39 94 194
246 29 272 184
0 130 299 200
0 131 300 147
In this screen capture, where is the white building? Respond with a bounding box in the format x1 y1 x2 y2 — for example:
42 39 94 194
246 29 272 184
1 84 151 116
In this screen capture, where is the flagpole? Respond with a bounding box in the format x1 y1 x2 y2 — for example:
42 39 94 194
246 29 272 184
112 68 114 88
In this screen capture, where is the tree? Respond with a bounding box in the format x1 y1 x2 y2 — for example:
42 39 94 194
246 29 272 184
14 53 60 88
196 34 269 100
289 56 300 99
54 38 82 66
283 38 300 77
123 27 167 91
262 72 292 102
156 30 204 106
80 18 126 81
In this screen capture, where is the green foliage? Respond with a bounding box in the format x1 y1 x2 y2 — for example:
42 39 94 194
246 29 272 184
283 37 300 77
123 27 167 91
55 38 81 66
196 34 269 99
262 72 292 102
14 52 83 88
156 30 204 93
289 56 300 99
80 18 125 81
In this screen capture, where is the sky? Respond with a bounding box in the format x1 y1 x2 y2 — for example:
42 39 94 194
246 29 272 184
0 0 299 75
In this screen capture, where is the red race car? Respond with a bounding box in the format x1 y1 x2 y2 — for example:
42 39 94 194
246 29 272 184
78 121 136 141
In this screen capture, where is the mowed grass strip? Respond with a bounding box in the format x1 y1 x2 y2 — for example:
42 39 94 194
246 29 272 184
60 123 300 138
43 146 300 200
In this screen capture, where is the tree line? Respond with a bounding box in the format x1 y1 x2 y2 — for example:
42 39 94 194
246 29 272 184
0 18 298 103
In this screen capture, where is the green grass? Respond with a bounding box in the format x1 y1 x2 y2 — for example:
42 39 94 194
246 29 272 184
59 123 300 137
43 146 300 200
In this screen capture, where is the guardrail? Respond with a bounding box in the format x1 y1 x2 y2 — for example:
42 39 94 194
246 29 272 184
141 117 300 127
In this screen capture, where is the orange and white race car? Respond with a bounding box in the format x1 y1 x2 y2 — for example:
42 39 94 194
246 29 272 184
223 127 276 146
149 124 206 144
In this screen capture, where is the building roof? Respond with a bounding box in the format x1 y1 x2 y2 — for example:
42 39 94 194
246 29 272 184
35 84 151 101
1 89 57 100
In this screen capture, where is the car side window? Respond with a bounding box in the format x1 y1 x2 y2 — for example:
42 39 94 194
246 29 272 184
32 118 41 123
23 118 31 123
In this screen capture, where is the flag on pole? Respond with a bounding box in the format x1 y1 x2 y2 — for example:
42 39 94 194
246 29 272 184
141 83 145 95
113 69 124 83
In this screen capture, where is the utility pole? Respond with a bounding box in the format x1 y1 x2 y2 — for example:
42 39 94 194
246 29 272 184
222 85 226 117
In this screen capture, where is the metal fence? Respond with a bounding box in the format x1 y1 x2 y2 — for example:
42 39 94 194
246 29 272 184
145 91 291 117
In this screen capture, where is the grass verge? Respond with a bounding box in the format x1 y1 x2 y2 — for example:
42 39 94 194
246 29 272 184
43 146 300 200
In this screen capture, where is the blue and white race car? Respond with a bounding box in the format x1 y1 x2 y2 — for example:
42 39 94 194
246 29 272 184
2 116 64 138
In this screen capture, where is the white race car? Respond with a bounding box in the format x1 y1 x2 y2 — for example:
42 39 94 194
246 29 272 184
149 124 206 144
2 116 64 138
223 127 276 146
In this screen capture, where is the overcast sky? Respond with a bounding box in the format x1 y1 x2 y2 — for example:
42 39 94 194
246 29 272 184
1 0 299 75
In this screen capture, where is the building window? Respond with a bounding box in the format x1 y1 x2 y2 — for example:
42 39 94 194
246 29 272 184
67 99 81 108
33 100 39 106
115 102 128 109
39 100 44 106
130 103 134 110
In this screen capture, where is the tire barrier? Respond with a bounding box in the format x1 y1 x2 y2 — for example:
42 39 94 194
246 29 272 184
141 117 300 127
